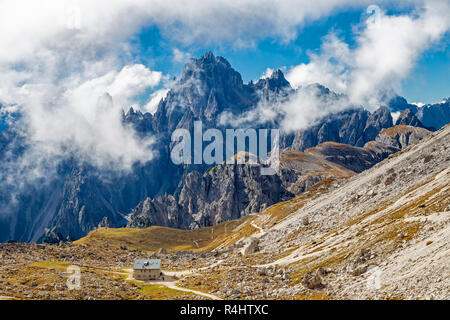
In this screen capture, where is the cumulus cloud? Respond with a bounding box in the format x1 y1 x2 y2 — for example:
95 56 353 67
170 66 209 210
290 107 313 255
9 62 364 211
0 0 385 65
220 84 350 132
286 34 352 93
286 0 450 109
0 1 165 177
64 64 162 115
143 88 169 114
172 48 192 63
260 68 275 80
222 1 450 133
27 65 161 168
0 62 162 172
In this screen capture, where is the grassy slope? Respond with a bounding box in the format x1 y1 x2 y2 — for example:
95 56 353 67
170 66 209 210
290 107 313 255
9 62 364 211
75 215 254 252
76 175 339 253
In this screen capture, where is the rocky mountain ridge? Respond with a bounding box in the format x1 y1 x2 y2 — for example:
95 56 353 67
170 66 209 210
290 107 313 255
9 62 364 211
0 52 447 242
126 125 430 230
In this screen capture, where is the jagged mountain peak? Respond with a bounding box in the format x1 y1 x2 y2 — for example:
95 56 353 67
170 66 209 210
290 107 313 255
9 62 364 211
125 106 143 117
197 51 231 68
367 105 392 125
180 51 238 85
387 95 415 112
255 69 291 92
395 108 426 128
122 106 150 129
300 83 342 100
271 69 286 80
155 52 258 130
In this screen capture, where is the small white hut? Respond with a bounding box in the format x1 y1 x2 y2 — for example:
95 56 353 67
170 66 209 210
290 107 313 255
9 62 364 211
133 259 161 281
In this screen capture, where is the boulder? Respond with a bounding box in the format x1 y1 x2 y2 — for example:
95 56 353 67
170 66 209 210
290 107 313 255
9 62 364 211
157 248 167 254
244 238 260 255
301 271 324 290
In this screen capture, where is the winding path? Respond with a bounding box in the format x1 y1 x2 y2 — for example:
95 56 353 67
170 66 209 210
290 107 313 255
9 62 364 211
251 221 264 233
150 281 221 300
163 259 223 278
122 261 224 300
240 220 266 256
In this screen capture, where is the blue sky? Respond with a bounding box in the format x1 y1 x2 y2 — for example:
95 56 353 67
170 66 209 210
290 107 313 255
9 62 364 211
133 5 449 105
402 40 450 103
0 119 6 132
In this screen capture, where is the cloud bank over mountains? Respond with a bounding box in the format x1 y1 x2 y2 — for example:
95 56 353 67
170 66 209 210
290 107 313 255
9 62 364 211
0 0 448 175
286 0 450 108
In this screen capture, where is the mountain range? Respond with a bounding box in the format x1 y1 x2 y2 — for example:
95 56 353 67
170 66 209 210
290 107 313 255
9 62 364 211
0 52 448 243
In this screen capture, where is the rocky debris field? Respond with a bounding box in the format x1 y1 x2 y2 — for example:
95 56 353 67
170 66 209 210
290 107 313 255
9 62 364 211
251 124 450 299
0 242 207 300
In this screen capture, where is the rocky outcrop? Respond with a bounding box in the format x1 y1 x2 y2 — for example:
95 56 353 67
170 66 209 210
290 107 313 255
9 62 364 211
364 106 394 141
97 217 114 228
126 147 360 230
395 109 426 128
244 238 260 255
306 142 395 173
253 69 292 101
127 162 292 229
372 125 430 150
416 98 450 131
290 106 393 151
302 270 325 289
126 124 428 231
388 95 449 131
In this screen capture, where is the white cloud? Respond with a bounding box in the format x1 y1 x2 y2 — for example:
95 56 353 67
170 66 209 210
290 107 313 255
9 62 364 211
286 34 352 93
12 64 162 171
222 1 450 133
286 1 450 109
64 64 162 118
391 111 402 124
279 87 351 132
411 102 425 108
219 83 351 132
260 68 275 79
172 48 192 63
0 0 386 66
143 89 169 114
